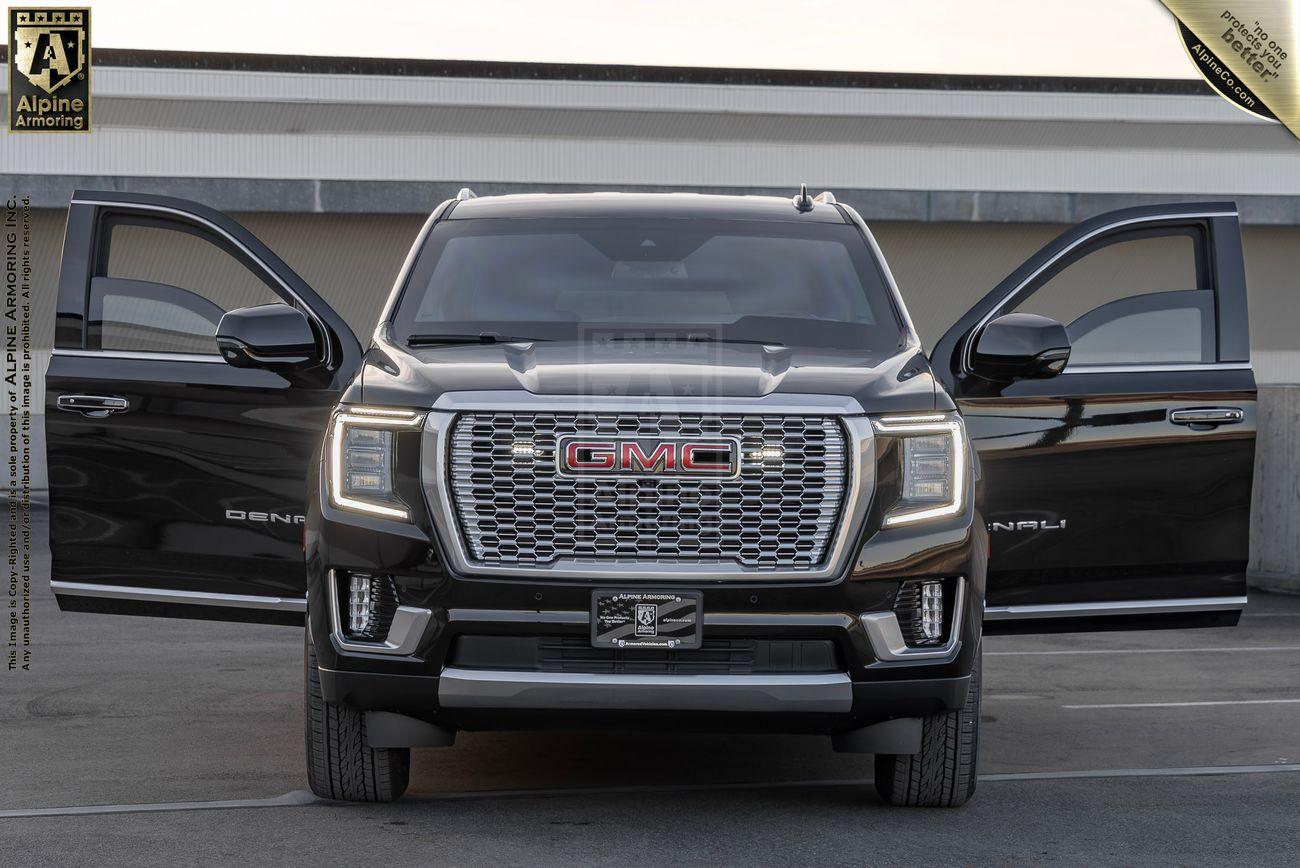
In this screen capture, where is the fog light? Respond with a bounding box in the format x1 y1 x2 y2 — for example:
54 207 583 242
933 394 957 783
348 574 372 634
894 578 948 647
338 572 402 641
920 580 944 642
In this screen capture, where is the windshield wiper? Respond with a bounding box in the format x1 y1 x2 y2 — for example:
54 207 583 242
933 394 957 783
406 332 552 347
604 334 785 347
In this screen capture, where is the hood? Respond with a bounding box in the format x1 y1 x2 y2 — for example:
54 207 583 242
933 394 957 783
350 339 942 415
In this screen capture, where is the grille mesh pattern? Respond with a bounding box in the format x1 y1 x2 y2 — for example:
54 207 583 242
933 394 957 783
448 413 849 569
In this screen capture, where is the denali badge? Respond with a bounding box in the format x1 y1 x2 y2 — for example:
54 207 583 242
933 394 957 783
556 436 740 478
988 518 1067 532
225 509 306 525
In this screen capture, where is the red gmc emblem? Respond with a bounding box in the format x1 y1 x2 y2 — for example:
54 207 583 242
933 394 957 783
556 436 740 478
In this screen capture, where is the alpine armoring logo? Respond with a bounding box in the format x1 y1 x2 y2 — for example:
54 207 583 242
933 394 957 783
8 8 91 132
556 437 740 478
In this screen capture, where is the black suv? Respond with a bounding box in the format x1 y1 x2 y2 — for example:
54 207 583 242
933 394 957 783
46 189 1255 807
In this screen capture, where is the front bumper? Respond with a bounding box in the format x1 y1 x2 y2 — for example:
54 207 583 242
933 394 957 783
306 475 985 734
319 665 971 734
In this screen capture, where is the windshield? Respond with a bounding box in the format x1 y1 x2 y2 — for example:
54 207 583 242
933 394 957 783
391 217 906 352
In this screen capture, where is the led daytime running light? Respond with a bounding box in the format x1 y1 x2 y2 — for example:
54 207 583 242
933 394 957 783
329 407 425 520
874 414 967 528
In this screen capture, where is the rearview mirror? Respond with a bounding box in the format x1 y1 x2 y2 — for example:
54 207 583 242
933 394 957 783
216 304 317 370
972 313 1071 381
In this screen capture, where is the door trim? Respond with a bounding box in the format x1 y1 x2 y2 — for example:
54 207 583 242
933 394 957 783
984 595 1247 621
50 580 307 613
52 347 227 364
1060 362 1252 375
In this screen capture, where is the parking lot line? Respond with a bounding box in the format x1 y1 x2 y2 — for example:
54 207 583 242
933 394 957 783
3 764 1299 819
1063 699 1300 709
987 646 1300 656
0 790 317 819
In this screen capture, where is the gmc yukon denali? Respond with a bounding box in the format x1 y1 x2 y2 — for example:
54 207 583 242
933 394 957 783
45 188 1255 807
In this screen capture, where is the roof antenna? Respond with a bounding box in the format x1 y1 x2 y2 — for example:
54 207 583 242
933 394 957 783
456 187 477 201
792 183 814 212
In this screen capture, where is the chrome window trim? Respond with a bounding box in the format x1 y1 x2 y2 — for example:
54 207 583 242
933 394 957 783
422 403 875 582
984 595 1247 621
1058 362 1252 375
437 667 854 713
70 197 334 368
861 577 966 665
959 210 1240 375
52 347 227 364
325 570 432 656
49 580 306 612
430 391 866 415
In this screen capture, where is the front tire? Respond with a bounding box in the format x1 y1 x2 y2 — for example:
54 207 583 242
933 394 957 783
304 629 410 802
874 648 981 807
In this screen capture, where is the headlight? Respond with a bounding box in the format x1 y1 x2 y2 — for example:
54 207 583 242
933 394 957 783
874 414 967 528
327 406 425 519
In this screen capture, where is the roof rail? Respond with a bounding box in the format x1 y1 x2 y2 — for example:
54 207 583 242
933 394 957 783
456 187 477 201
814 191 836 205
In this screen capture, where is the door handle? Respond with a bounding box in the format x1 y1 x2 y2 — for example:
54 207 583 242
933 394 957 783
1169 407 1244 427
56 394 130 418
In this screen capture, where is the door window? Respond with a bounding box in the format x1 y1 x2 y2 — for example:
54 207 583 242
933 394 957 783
1010 231 1213 368
89 220 283 354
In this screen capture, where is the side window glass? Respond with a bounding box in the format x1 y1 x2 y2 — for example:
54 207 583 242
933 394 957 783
1012 232 1213 367
89 221 283 355
1067 291 1215 365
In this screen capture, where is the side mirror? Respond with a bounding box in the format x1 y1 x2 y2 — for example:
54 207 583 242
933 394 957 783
216 304 318 370
972 313 1071 381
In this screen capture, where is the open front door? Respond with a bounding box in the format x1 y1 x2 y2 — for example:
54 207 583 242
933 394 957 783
46 191 363 624
931 203 1255 633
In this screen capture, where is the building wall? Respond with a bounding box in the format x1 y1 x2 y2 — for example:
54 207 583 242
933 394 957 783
22 206 1300 578
8 57 1298 586
25 208 1300 377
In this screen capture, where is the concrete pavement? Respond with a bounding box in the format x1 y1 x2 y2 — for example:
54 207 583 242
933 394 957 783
4 509 1298 865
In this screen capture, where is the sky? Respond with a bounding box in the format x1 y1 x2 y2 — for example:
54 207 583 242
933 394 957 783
67 0 1197 79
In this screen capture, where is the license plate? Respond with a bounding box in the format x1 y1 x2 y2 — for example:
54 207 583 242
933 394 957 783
591 590 702 650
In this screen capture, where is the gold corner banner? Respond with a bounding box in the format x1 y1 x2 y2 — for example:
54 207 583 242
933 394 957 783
1161 1 1298 134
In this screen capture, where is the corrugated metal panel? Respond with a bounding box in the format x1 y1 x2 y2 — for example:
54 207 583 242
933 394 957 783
1253 351 1300 384
7 127 1299 194
0 66 1260 125
1250 386 1300 577
84 99 1297 150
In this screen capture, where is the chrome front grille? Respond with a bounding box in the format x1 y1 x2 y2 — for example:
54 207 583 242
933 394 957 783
447 413 849 570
